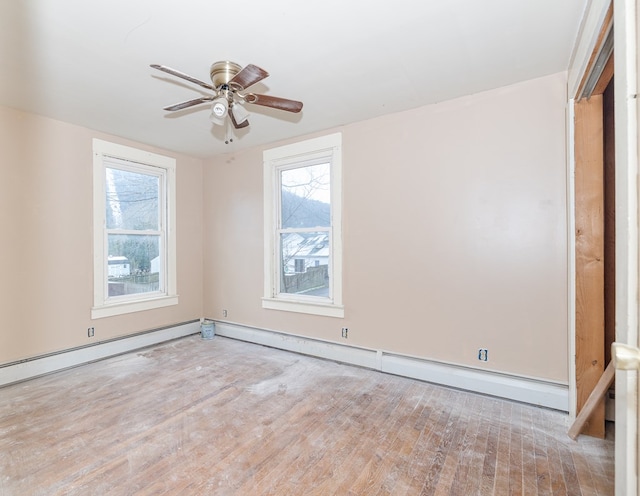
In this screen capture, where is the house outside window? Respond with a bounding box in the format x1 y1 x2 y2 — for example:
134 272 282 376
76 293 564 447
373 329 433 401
263 133 343 318
294 258 305 274
92 139 177 318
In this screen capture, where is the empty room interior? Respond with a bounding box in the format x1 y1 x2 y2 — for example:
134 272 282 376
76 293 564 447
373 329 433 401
1 0 639 494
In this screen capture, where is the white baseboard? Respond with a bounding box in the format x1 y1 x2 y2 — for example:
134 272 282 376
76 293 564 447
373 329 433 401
2 320 570 412
214 322 569 412
0 320 200 387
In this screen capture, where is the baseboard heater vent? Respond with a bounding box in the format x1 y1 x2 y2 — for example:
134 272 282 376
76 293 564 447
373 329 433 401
213 321 569 412
0 320 200 388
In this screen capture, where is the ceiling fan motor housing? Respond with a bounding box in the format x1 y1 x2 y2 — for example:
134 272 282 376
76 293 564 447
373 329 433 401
210 61 242 89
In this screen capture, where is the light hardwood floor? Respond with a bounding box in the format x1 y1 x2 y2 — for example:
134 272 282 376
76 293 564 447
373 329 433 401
0 335 614 495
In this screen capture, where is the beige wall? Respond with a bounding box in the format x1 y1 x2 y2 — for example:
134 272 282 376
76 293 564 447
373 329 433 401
0 106 204 365
0 71 569 382
203 72 569 382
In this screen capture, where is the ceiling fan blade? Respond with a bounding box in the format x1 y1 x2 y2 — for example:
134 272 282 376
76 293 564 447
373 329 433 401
229 111 250 129
150 64 214 90
245 93 303 113
163 96 213 111
228 64 269 91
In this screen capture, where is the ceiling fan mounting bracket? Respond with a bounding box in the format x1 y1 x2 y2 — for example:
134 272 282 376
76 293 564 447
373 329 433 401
209 61 242 89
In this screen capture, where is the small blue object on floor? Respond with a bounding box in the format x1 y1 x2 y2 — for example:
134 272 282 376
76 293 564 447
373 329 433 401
200 320 215 340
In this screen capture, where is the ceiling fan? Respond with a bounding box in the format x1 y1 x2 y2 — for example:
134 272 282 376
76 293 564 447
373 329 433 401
150 61 303 132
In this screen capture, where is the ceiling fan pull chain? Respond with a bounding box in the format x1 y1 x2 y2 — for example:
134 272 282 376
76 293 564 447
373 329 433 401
224 120 234 145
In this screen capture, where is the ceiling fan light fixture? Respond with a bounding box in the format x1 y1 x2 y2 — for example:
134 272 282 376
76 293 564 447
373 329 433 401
231 103 250 125
209 98 228 125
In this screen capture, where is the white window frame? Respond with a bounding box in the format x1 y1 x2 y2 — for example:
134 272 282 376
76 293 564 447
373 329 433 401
92 139 178 319
263 133 343 318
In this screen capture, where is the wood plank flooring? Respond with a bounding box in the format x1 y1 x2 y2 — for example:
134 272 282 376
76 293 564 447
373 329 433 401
0 336 614 495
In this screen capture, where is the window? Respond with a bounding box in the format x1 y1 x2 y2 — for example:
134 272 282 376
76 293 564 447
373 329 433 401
92 139 177 318
263 133 343 317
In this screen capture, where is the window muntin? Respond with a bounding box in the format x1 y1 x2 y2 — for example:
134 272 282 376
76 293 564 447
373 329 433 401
263 133 343 318
92 139 177 319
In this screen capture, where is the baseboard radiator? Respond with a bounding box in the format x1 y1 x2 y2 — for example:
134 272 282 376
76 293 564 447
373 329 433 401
0 319 569 412
0 320 201 387
214 321 569 412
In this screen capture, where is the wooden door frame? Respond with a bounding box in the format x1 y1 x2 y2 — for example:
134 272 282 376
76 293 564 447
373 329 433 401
574 91 607 438
572 2 614 440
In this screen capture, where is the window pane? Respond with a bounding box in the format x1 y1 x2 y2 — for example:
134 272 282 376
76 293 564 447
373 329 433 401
106 167 159 230
280 231 329 296
280 163 330 229
107 234 161 297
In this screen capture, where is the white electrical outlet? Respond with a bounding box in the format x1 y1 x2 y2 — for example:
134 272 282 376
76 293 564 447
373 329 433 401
478 348 488 361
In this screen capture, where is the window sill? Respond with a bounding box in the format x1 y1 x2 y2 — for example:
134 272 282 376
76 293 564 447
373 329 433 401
262 297 344 318
92 294 179 319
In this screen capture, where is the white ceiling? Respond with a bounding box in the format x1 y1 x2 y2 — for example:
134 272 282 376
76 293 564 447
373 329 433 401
0 0 587 158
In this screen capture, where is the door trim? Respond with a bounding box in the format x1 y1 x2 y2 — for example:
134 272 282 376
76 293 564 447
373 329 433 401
613 0 639 493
